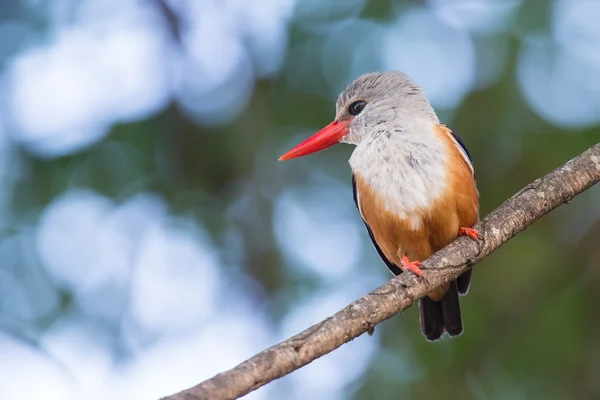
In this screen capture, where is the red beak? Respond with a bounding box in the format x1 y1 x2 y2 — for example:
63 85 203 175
278 120 350 161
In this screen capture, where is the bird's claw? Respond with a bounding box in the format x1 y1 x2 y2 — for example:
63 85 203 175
459 227 481 241
400 255 425 278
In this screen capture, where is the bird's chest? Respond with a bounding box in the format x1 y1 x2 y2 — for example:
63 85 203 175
349 136 448 222
350 135 456 263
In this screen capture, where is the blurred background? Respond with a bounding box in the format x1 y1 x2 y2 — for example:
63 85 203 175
0 0 599 399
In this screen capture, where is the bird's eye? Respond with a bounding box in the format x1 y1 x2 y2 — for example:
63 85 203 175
349 100 367 116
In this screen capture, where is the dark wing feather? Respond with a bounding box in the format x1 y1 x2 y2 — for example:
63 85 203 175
352 174 403 276
447 128 475 179
448 129 472 164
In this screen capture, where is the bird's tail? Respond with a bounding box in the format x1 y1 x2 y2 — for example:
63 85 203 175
419 276 468 341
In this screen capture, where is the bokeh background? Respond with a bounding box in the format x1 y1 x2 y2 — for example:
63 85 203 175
0 0 599 399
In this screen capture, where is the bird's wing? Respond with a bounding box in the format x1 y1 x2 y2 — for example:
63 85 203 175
436 125 478 295
352 174 403 276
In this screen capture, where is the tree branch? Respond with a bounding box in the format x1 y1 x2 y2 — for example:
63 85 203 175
163 143 600 400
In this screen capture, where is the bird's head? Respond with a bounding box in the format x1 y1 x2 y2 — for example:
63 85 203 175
278 71 438 161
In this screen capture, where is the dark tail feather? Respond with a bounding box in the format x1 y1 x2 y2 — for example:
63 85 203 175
419 297 444 341
419 280 464 340
457 268 472 295
440 280 463 336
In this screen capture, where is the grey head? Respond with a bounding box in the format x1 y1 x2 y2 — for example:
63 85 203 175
336 71 439 145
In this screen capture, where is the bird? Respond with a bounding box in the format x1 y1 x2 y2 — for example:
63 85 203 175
278 71 480 341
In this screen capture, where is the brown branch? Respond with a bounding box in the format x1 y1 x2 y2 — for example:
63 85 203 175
163 143 600 400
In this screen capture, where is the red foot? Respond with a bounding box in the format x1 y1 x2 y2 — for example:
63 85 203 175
459 227 481 241
401 255 425 277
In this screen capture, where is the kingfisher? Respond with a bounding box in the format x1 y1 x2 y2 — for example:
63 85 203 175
278 71 480 341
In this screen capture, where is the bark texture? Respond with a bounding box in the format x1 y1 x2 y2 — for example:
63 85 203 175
163 143 600 400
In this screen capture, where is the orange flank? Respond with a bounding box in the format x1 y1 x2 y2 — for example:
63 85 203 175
400 255 425 277
433 124 479 233
459 227 481 241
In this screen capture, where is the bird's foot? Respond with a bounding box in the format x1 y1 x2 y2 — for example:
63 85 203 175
400 255 425 277
459 227 481 241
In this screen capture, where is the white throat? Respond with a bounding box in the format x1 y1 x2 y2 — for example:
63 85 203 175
349 122 448 223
